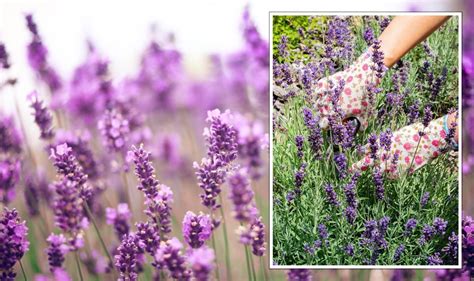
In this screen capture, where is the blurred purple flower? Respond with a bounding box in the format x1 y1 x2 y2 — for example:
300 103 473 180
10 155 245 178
154 237 191 280
228 169 257 223
182 211 212 249
28 91 55 140
393 244 405 263
187 246 215 281
0 42 10 69
0 115 22 154
287 269 312 281
404 218 417 236
115 233 143 281
421 191 430 207
324 183 339 207
428 252 442 265
0 208 29 280
106 203 132 240
98 109 130 152
0 159 20 204
46 233 69 272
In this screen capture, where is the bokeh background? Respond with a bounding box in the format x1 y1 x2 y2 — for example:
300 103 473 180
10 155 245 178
0 0 471 280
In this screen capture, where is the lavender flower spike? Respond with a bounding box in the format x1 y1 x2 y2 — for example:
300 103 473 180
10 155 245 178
324 183 339 206
106 203 132 240
239 215 266 256
287 269 312 281
46 233 69 272
135 221 160 255
154 238 191 280
144 184 174 236
130 144 159 199
182 211 212 249
98 108 130 152
204 109 238 165
228 168 256 222
28 91 54 140
188 246 215 281
194 157 226 210
115 233 143 281
0 208 29 281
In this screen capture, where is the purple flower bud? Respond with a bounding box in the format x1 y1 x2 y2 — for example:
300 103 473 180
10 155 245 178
295 135 304 158
115 234 143 281
442 232 458 263
182 211 212 249
204 109 238 165
0 208 29 280
154 238 191 280
421 192 430 207
370 39 386 79
239 216 266 256
393 244 405 263
135 221 160 255
345 206 356 225
433 217 448 235
334 153 347 179
50 143 91 201
419 224 436 245
287 269 312 281
422 105 433 128
278 35 289 58
427 252 442 265
194 157 226 210
324 183 339 207
379 129 392 151
363 28 375 46
106 203 131 240
344 173 359 209
368 134 378 160
130 144 160 199
345 244 354 256
373 168 384 200
228 169 257 222
98 109 130 152
404 218 417 236
46 233 68 272
144 185 173 237
28 91 54 140
188 246 215 281
0 115 22 154
0 159 20 204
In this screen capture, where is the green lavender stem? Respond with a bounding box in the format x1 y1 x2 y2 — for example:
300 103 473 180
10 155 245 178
83 202 114 269
244 245 253 281
19 260 28 281
210 233 221 281
75 250 84 281
218 194 232 281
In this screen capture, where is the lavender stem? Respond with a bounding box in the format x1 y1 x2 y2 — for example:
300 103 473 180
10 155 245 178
218 194 232 281
83 202 114 270
74 250 84 281
210 233 221 281
19 260 28 281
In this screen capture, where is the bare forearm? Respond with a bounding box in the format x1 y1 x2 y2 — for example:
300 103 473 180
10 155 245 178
379 16 450 67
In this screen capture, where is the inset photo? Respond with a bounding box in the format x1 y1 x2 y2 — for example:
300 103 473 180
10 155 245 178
271 13 461 267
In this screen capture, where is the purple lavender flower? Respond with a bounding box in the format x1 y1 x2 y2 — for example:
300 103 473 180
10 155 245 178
393 244 405 263
404 218 417 236
228 169 257 222
344 173 359 208
144 184 174 236
427 252 442 265
182 211 212 249
345 206 356 224
106 203 131 240
422 105 433 128
0 115 22 154
135 221 159 255
373 168 384 200
302 108 323 158
379 129 392 151
24 174 40 217
98 109 130 152
442 232 458 264
295 135 304 158
370 39 386 79
234 115 264 179
0 42 10 69
278 35 289 58
324 183 339 207
0 159 20 204
115 233 143 281
194 157 226 210
363 27 375 46
433 217 448 235
368 134 378 160
130 144 159 199
52 178 88 247
379 17 390 31
345 244 354 256
318 224 328 240
204 109 238 165
46 233 68 272
420 224 436 245
50 143 91 201
187 246 215 281
239 215 266 256
287 269 312 281
334 153 347 179
294 163 307 196
154 237 191 280
0 208 29 280
28 91 54 140
421 191 430 207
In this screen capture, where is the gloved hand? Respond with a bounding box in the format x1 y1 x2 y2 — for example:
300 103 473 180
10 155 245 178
314 50 386 131
351 114 457 179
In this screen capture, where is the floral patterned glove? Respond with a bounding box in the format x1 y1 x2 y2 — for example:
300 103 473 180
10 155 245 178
351 114 458 179
314 50 386 131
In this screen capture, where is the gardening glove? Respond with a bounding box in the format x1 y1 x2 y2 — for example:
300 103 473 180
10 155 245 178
314 50 387 131
351 114 458 179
